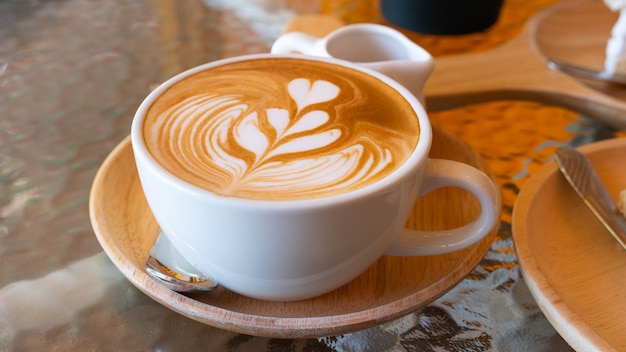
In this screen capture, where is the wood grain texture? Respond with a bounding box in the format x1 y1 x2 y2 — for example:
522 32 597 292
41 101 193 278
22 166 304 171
513 138 626 352
89 124 499 338
425 0 626 129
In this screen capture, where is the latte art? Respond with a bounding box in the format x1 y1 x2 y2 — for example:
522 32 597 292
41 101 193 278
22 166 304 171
143 58 419 200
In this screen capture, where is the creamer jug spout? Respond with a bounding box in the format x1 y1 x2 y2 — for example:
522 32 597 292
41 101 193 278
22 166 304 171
362 59 433 105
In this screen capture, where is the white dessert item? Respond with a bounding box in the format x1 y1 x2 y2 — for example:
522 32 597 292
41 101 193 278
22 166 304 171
618 189 626 217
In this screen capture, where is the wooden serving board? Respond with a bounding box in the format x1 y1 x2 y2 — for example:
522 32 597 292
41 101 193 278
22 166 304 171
285 0 626 129
89 124 499 338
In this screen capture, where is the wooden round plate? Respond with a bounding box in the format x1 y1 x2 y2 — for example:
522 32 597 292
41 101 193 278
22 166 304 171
513 138 626 351
89 124 498 338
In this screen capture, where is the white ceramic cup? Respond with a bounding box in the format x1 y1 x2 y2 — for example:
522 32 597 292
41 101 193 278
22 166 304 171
131 53 500 301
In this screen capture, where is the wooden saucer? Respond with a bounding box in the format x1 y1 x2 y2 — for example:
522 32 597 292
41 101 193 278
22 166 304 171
89 124 499 338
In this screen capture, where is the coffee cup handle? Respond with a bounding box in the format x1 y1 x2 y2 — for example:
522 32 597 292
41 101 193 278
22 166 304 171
385 158 500 256
271 32 323 55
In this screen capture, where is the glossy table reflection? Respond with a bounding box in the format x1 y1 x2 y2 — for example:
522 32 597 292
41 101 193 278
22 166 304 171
1 0 624 350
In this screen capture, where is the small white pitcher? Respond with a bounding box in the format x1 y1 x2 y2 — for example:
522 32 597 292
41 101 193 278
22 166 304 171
271 23 434 104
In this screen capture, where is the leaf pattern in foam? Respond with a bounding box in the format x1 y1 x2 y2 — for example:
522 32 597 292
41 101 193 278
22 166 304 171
283 110 330 137
267 129 341 159
233 111 269 162
245 144 366 190
266 108 290 136
240 143 392 195
288 79 340 112
158 78 393 198
206 107 249 180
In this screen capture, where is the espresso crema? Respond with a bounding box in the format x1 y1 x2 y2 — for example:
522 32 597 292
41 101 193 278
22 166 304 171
143 58 420 200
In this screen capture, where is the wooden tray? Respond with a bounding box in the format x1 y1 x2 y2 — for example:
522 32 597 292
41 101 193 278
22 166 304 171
286 0 626 129
513 138 626 351
89 124 499 338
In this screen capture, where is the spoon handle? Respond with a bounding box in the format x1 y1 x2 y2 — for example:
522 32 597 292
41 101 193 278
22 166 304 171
546 60 626 86
145 232 218 292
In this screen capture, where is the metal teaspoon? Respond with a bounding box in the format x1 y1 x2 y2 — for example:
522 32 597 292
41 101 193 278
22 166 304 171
547 60 626 87
145 232 218 292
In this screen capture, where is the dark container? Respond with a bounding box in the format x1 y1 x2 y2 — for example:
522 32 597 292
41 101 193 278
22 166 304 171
381 0 504 35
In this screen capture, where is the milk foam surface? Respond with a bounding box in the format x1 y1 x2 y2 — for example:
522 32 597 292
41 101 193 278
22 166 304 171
143 58 419 200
